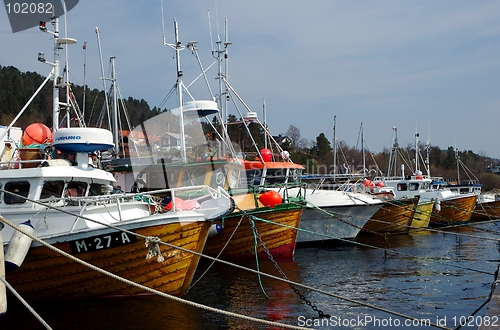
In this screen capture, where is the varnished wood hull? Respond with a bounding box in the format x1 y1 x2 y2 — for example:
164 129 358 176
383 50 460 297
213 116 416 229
6 220 211 299
409 200 434 232
429 195 477 226
362 197 419 234
203 203 303 259
471 200 500 221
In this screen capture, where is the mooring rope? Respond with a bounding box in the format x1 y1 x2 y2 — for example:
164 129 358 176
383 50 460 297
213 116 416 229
0 190 494 330
188 213 246 290
246 210 497 276
0 214 452 330
0 215 311 330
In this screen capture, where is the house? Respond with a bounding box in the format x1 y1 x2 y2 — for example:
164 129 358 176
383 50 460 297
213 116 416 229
273 134 292 147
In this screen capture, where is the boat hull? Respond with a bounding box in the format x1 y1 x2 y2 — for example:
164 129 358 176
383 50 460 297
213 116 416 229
409 200 434 233
362 197 419 235
471 200 500 221
296 203 382 244
5 220 211 299
429 195 477 226
203 203 303 259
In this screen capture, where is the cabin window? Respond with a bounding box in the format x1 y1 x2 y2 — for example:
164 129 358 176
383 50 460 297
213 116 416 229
265 169 287 184
149 171 172 190
88 183 114 196
409 183 419 191
40 180 64 199
460 188 469 194
397 183 407 191
244 169 262 186
288 169 301 183
229 169 240 189
65 181 87 197
181 167 207 187
4 181 30 204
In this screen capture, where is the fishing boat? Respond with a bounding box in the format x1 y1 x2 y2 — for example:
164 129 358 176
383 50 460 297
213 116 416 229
0 15 233 300
408 199 434 233
360 196 419 235
107 18 303 259
236 146 384 245
233 122 384 245
374 127 477 226
470 193 500 221
376 174 477 226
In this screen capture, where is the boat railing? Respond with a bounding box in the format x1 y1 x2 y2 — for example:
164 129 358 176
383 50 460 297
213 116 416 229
32 185 230 214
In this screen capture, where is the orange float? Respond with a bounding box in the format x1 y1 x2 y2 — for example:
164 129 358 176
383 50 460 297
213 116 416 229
259 190 282 208
23 123 52 145
260 148 272 162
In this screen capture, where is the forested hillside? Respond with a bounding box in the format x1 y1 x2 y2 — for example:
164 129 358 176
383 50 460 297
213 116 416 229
0 65 160 130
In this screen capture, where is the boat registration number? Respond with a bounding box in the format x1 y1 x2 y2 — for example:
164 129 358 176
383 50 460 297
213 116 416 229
69 230 137 254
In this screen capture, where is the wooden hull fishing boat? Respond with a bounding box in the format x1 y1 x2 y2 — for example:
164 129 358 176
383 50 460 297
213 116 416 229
408 200 434 233
0 15 233 303
4 217 212 299
361 196 419 235
374 174 477 227
471 198 500 221
429 194 477 226
204 202 303 259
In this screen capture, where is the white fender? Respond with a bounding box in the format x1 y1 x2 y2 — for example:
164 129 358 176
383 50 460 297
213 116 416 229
434 197 441 213
4 220 34 271
208 224 222 238
0 222 7 317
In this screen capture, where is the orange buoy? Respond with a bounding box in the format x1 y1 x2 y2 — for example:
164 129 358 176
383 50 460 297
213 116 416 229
23 123 52 145
375 181 384 188
363 179 375 187
259 190 283 208
260 148 272 162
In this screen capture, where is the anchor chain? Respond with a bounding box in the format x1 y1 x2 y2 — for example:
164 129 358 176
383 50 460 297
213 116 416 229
248 216 331 318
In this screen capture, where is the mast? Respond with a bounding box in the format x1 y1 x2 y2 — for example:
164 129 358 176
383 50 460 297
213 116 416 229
52 14 61 130
39 11 76 131
95 27 110 129
167 18 187 163
361 122 366 176
110 57 120 157
424 122 431 177
387 126 398 177
82 41 87 118
333 116 337 178
414 129 420 175
263 99 267 150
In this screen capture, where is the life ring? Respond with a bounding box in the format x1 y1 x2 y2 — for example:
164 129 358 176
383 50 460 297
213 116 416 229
215 172 225 185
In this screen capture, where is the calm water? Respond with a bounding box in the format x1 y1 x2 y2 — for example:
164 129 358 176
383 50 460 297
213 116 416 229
1 222 499 330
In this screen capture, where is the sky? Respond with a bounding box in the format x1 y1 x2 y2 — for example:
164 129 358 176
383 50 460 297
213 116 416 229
1 0 500 158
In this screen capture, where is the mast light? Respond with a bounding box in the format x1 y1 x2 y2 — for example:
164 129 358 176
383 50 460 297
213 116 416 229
39 21 47 32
